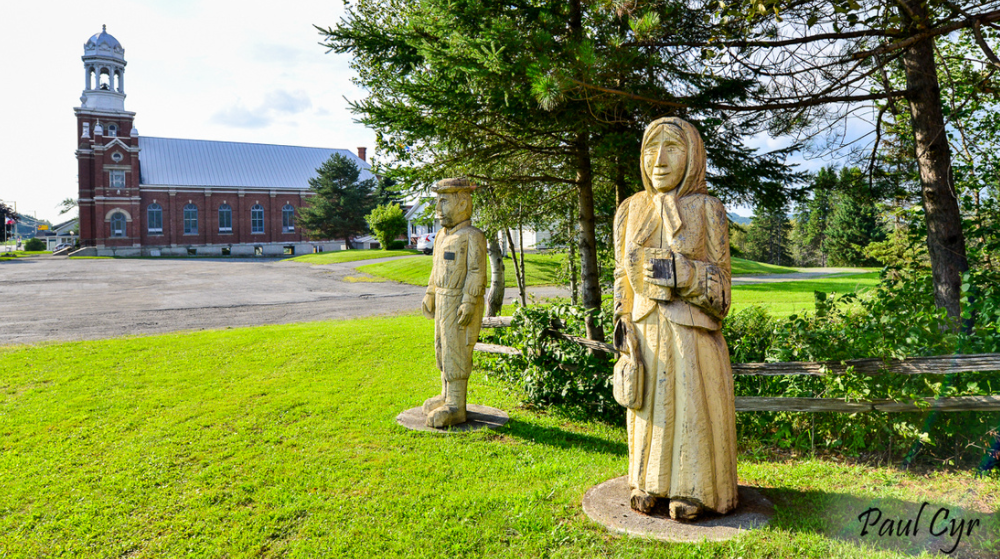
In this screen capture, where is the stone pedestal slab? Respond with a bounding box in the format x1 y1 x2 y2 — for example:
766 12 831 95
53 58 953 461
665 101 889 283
396 404 509 433
582 476 774 542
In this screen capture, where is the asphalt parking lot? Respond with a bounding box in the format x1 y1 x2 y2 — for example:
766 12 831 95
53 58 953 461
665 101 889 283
0 256 432 345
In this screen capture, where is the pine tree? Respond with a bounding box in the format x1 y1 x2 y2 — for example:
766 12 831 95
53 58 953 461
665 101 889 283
297 154 376 249
744 203 792 266
824 197 887 267
797 168 839 266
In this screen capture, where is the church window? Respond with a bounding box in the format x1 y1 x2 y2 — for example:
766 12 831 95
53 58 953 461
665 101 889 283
218 204 233 232
251 205 265 234
110 212 126 237
282 205 295 232
110 170 125 189
108 124 117 137
111 152 123 162
183 204 198 235
147 204 163 234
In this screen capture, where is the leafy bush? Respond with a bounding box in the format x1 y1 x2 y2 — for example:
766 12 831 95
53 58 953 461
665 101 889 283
478 302 619 422
480 262 1000 462
365 204 408 251
24 238 45 251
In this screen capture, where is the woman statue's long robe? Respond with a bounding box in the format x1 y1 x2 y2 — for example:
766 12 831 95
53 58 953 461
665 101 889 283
613 118 738 515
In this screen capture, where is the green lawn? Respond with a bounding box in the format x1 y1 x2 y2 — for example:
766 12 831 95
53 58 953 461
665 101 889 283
1 316 997 557
0 250 52 258
357 251 564 287
731 257 798 275
731 272 881 317
286 248 421 265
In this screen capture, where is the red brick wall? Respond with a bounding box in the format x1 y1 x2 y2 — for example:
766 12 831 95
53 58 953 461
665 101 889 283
134 190 311 247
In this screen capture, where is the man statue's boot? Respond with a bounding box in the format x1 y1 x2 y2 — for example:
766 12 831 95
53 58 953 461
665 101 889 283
422 378 447 415
427 379 468 427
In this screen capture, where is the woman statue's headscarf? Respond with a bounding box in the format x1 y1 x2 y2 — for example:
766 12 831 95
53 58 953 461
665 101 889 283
639 117 708 234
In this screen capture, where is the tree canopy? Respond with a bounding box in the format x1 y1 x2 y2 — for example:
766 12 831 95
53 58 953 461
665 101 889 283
560 0 1000 321
320 0 802 340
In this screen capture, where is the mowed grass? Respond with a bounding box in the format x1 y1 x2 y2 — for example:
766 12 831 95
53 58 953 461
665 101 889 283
357 251 564 287
0 250 52 258
731 257 798 275
2 316 999 557
286 248 421 264
731 272 881 317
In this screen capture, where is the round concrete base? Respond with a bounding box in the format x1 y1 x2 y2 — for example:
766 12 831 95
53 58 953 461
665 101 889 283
582 476 774 542
395 405 509 433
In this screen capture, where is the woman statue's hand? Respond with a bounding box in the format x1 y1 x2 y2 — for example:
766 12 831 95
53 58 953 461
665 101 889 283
643 260 675 300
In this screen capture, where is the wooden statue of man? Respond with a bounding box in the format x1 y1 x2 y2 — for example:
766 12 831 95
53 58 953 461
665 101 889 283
421 178 487 427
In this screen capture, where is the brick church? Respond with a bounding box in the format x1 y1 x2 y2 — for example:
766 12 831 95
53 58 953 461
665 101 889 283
75 26 372 257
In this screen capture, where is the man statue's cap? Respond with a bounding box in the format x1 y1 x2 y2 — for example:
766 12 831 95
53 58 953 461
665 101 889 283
432 177 477 193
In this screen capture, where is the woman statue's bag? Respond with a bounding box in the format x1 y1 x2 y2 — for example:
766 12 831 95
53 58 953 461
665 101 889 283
613 316 644 409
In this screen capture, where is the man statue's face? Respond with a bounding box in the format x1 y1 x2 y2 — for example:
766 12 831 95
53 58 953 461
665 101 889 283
436 192 469 228
642 126 687 193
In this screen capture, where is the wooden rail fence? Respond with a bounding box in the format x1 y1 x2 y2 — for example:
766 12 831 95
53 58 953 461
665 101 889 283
475 316 1000 413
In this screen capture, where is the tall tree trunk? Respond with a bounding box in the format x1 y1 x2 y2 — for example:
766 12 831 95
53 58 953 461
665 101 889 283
505 227 527 307
614 154 628 209
486 231 505 317
575 130 604 342
899 0 969 322
517 221 527 298
568 208 579 306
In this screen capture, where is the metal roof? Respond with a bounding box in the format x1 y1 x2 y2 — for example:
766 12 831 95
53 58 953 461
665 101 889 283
137 136 373 189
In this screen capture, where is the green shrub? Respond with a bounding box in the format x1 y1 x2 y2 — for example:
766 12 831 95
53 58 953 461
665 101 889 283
365 204 408 251
24 238 45 251
478 302 618 423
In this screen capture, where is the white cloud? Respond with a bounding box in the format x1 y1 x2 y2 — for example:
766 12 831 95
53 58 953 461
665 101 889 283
264 90 312 114
209 104 273 129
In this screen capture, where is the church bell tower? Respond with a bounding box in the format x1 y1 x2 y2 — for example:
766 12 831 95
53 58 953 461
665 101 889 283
75 25 141 249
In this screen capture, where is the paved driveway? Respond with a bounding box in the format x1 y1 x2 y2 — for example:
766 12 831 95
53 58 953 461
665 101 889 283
0 256 433 345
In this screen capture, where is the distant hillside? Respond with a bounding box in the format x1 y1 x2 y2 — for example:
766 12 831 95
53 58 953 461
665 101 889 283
727 213 751 225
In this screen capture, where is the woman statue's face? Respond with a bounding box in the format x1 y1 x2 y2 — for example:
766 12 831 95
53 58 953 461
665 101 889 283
642 126 687 193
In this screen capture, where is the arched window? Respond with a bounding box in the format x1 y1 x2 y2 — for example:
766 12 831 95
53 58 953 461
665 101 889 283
251 204 265 234
183 204 198 235
218 204 232 233
147 204 163 234
107 124 117 137
110 212 126 237
99 68 111 90
282 204 295 233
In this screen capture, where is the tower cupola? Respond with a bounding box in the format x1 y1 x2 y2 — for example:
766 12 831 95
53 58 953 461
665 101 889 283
80 25 127 111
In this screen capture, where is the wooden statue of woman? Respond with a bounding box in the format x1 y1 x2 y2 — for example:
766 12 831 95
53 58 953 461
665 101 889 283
612 117 738 521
